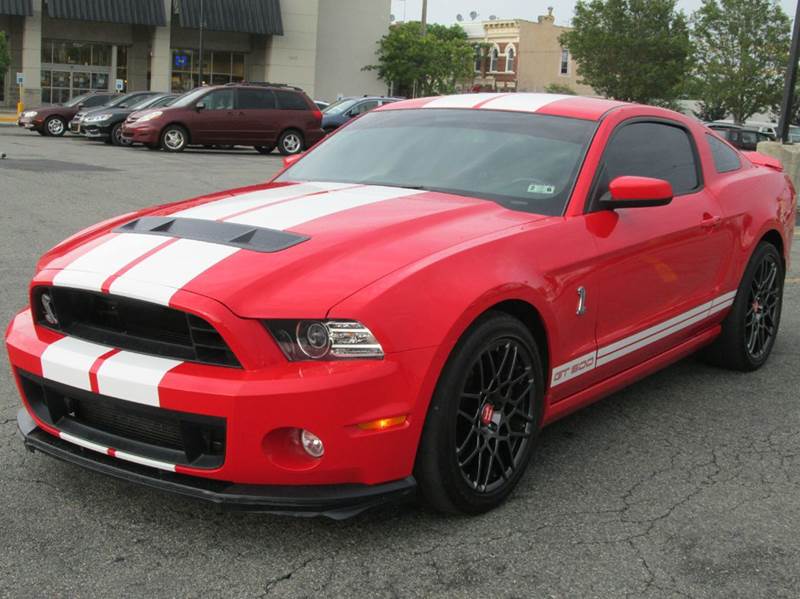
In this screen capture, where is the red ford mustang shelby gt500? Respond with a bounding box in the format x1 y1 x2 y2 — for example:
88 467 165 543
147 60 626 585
6 93 795 518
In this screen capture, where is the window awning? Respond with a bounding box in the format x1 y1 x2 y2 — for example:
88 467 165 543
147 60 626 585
47 0 167 26
178 0 283 36
0 0 33 16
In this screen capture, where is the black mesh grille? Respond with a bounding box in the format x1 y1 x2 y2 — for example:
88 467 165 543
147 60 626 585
34 286 240 368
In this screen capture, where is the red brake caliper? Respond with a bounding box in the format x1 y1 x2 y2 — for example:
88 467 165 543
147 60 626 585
480 403 494 426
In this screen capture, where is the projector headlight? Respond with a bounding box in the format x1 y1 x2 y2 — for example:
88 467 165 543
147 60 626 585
137 111 163 122
265 320 384 361
23 111 37 117
84 113 112 122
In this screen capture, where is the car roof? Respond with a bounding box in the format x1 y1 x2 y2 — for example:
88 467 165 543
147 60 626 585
381 93 628 121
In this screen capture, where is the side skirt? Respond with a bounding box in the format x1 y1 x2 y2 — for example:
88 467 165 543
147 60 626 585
541 325 721 426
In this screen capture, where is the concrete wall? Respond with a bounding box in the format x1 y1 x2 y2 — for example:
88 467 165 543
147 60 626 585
758 142 800 208
264 0 319 96
313 0 388 101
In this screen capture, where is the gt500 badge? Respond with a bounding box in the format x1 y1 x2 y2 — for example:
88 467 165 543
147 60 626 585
528 184 555 195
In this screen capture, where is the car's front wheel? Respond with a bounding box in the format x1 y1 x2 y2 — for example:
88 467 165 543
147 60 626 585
160 125 188 152
44 116 66 137
277 130 304 155
703 241 784 371
110 123 129 147
415 312 543 514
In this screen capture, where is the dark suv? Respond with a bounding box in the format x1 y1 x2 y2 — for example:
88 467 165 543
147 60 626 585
120 83 324 154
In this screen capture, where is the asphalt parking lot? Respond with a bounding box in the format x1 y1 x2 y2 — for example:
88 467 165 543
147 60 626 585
1 125 799 598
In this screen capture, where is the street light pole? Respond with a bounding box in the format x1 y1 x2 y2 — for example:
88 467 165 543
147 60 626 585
778 0 800 142
198 0 205 86
421 0 428 34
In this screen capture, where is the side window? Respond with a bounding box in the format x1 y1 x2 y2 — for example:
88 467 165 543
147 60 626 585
601 122 699 197
707 135 741 173
200 90 234 110
274 90 308 111
354 100 379 115
237 88 276 110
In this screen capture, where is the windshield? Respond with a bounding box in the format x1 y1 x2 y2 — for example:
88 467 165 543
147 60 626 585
323 98 358 115
171 87 211 108
64 93 92 107
128 95 160 109
277 109 596 216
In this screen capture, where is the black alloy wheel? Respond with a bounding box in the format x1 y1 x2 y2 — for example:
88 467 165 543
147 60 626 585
744 251 781 361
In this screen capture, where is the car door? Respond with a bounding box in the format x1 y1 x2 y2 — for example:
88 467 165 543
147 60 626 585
584 119 732 382
235 87 278 144
192 88 236 144
347 100 380 123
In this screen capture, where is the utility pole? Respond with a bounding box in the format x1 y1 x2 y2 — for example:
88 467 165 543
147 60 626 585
421 0 428 34
198 0 205 86
778 0 800 142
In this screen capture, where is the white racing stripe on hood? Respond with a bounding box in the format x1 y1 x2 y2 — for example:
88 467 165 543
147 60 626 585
225 185 426 229
52 233 171 292
172 181 353 221
108 238 239 305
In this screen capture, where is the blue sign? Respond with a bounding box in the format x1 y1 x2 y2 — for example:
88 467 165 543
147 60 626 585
174 54 189 69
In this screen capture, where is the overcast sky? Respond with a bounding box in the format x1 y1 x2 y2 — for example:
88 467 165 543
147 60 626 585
390 0 799 27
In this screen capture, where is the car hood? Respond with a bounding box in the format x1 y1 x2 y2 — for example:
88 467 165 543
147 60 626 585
39 181 544 318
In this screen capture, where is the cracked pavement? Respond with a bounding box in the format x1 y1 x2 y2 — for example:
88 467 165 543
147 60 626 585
1 127 799 598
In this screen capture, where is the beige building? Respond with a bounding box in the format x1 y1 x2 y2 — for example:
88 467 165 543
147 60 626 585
462 9 593 96
0 0 389 109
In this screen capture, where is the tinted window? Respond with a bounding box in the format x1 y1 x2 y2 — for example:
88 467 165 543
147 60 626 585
353 100 379 115
201 89 234 110
238 88 276 110
602 122 699 196
274 90 308 111
707 135 741 173
277 109 595 216
83 94 110 107
740 131 757 145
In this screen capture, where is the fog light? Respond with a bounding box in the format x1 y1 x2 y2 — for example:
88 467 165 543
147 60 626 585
299 429 324 458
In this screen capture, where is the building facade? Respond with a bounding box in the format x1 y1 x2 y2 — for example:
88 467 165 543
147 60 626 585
463 9 593 96
0 0 389 109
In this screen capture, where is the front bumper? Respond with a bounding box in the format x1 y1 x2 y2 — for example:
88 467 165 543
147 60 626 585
121 123 159 144
18 408 416 518
83 123 112 138
68 119 83 134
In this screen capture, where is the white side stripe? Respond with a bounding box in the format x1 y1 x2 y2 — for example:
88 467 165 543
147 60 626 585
551 291 737 387
108 239 239 305
52 233 170 292
58 432 177 472
96 351 182 407
41 337 112 391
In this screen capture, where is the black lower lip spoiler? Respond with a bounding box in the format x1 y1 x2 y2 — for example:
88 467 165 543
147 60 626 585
17 409 417 519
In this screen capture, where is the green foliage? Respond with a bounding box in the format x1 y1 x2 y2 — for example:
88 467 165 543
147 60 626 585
691 0 790 124
692 99 728 122
364 22 475 97
544 83 577 95
0 31 10 81
559 0 692 104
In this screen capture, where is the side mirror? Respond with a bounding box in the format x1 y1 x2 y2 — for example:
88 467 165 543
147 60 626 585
282 153 304 169
600 176 673 209
196 102 206 111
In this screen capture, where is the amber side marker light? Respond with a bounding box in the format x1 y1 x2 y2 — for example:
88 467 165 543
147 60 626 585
357 415 408 431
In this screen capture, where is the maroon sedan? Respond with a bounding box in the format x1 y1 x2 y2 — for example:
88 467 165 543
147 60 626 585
121 83 324 154
18 92 116 137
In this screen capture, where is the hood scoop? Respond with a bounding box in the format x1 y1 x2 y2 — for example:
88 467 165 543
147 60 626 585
115 216 309 253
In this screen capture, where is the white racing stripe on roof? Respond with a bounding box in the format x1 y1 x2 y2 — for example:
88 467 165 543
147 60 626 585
40 336 113 391
225 185 426 230
478 93 573 112
423 93 503 109
53 233 171 292
95 351 183 407
172 181 353 221
108 238 239 305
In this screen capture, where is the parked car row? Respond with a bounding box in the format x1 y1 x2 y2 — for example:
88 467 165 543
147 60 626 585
18 82 331 155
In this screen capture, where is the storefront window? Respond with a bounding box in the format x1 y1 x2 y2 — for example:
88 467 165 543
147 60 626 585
170 49 246 93
40 40 114 103
117 46 129 92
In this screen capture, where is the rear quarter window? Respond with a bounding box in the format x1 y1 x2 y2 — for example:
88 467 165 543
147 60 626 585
707 135 741 173
274 90 310 111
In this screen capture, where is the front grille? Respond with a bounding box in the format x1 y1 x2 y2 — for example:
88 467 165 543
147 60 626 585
19 370 226 469
34 286 240 368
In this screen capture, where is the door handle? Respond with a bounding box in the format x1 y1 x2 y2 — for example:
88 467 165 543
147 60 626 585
701 214 722 230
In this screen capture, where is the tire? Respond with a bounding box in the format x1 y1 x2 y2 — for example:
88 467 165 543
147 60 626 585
37 130 47 136
160 125 188 152
703 241 784 371
254 145 275 155
277 129 304 155
44 116 66 137
110 123 128 147
414 312 544 514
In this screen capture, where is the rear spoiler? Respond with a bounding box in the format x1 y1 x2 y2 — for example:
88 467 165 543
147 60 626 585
743 151 784 172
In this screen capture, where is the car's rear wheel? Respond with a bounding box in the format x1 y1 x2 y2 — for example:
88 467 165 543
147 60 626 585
45 116 66 137
277 129 304 155
415 312 543 514
160 125 188 152
110 123 128 147
703 241 784 371
254 145 275 155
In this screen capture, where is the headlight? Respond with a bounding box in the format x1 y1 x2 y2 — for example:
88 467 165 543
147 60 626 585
23 111 37 117
265 320 384 361
137 111 163 122
84 113 112 122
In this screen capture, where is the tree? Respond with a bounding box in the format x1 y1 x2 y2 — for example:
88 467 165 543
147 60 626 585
365 22 475 97
691 0 790 124
544 83 577 95
559 0 692 104
0 32 10 92
692 99 728 122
